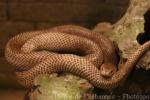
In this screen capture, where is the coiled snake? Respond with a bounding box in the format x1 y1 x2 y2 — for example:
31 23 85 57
5 25 150 89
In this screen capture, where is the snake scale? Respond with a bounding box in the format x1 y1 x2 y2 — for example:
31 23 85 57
5 25 150 89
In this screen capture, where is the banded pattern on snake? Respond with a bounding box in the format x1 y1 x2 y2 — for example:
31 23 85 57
5 25 150 89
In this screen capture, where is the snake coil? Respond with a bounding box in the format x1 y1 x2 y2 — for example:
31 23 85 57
5 25 150 89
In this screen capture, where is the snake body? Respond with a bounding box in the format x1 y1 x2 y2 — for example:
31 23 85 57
5 25 150 89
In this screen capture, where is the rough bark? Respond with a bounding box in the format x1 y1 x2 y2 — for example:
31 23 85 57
94 0 150 69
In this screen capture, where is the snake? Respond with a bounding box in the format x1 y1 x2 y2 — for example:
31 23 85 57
5 25 150 89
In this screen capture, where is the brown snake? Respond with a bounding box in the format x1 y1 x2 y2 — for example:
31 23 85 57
5 25 150 89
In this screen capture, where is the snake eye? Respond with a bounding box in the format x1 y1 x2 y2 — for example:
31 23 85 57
110 70 113 75
110 70 113 74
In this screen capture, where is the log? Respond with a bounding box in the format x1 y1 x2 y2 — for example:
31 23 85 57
94 0 150 69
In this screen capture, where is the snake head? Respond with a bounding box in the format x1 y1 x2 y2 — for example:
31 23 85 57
100 63 117 78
